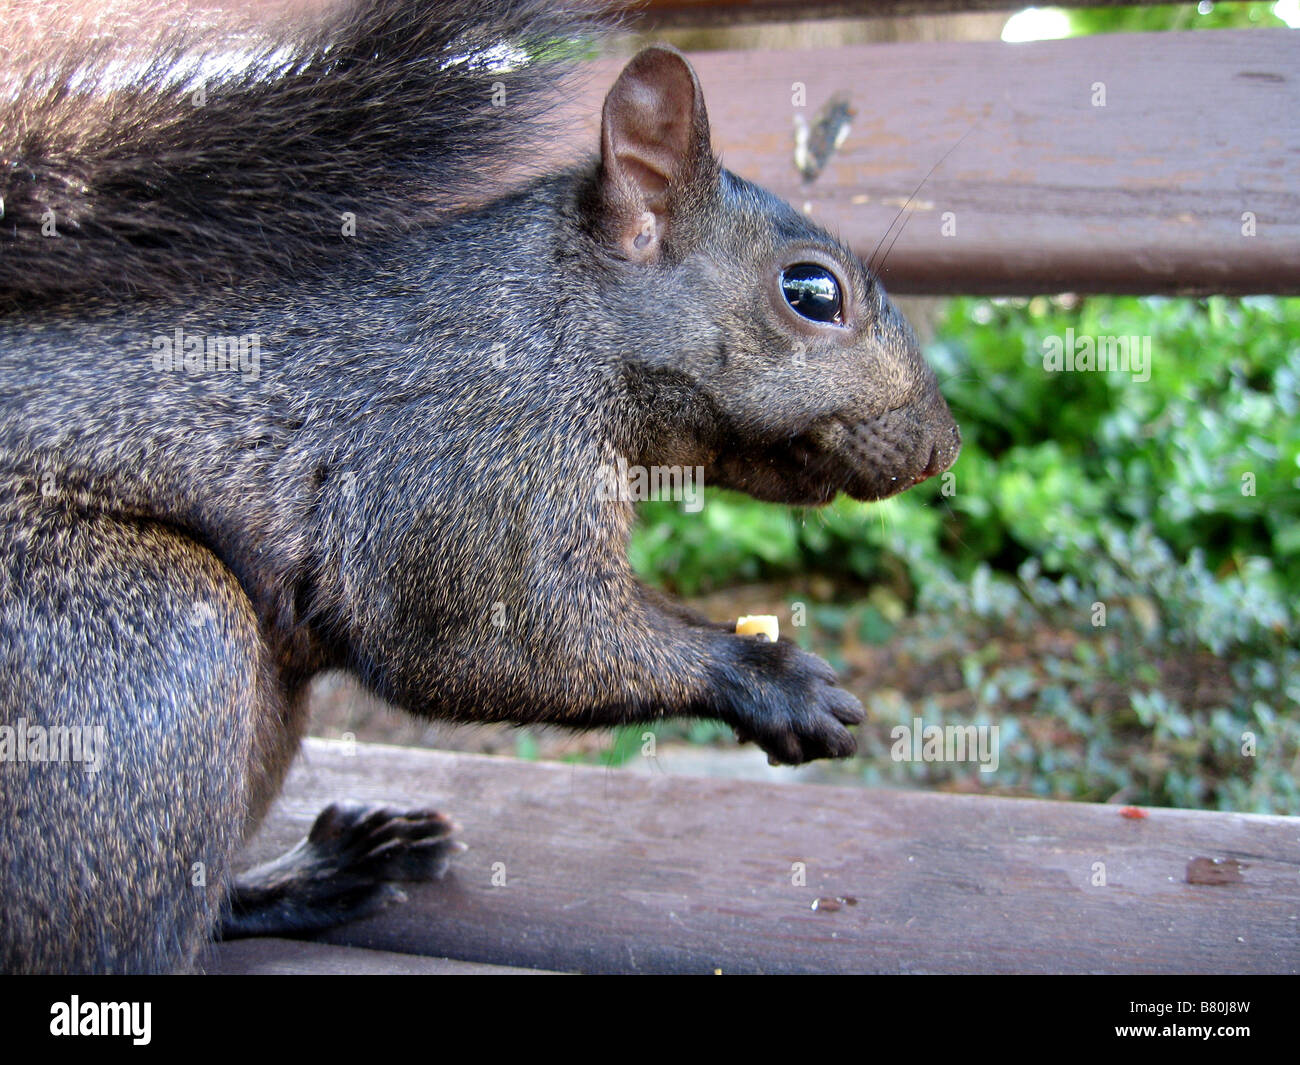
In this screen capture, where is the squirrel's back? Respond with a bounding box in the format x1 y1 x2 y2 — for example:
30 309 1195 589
0 0 600 303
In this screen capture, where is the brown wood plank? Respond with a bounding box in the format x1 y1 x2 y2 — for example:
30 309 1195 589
623 0 1163 28
236 739 1300 974
550 29 1300 294
202 937 554 975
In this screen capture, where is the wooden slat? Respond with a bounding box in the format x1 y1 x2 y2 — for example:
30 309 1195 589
234 739 1300 974
203 937 554 975
623 0 1160 28
551 30 1300 295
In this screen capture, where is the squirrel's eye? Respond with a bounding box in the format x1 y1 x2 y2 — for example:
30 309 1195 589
780 263 843 324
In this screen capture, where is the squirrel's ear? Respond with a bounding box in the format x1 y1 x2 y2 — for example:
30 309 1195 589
598 45 716 263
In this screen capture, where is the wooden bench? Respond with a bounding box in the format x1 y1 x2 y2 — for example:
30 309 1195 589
208 1 1300 974
206 740 1300 974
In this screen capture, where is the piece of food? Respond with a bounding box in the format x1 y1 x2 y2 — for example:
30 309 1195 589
735 615 779 641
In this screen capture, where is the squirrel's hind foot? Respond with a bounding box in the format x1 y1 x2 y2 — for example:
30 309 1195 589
217 802 464 941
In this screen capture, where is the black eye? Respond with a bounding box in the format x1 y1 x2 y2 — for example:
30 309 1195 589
780 263 843 324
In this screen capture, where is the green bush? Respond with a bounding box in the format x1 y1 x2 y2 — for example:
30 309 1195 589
1064 2 1289 35
929 296 1300 591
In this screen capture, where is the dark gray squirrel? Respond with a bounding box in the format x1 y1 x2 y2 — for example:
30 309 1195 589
0 0 960 973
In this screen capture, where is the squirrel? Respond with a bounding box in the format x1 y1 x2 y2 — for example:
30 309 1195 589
0 0 960 973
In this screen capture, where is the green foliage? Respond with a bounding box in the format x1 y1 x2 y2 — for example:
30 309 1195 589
629 495 803 595
590 725 646 768
930 296 1300 591
1064 2 1289 35
767 531 1299 812
898 539 1299 813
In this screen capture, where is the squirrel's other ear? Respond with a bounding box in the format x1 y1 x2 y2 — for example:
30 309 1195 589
598 45 716 263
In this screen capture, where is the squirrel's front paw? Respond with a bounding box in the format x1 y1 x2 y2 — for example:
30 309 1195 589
719 637 864 765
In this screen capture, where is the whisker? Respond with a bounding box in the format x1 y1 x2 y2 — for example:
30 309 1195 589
869 123 978 277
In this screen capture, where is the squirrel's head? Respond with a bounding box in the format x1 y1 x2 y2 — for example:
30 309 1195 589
588 45 960 505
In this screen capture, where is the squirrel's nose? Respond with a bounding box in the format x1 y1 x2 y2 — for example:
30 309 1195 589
926 420 961 477
912 418 961 486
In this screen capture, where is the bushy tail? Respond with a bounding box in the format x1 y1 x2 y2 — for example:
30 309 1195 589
0 0 602 302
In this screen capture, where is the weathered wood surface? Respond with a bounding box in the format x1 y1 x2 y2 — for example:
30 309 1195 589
204 937 553 975
550 30 1300 295
231 739 1300 974
624 0 1166 27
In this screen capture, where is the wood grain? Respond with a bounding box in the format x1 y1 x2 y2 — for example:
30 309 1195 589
233 739 1300 974
203 937 554 974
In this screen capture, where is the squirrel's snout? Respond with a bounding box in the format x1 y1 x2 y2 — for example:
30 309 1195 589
909 407 961 487
927 418 962 477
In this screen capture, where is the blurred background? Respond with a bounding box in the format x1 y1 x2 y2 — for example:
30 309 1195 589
312 2 1300 815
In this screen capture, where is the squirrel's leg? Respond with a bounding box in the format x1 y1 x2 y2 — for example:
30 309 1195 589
0 500 271 973
634 581 736 631
419 577 864 765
